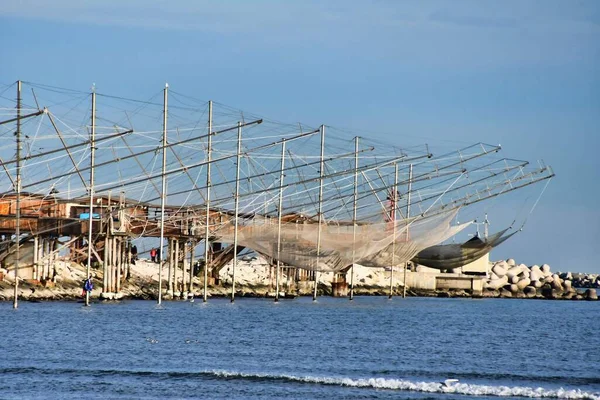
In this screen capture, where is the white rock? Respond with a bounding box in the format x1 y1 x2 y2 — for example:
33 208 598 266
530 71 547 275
541 264 551 276
516 278 531 290
529 266 543 282
492 263 507 277
486 275 508 290
507 265 525 279
523 286 537 298
506 258 516 267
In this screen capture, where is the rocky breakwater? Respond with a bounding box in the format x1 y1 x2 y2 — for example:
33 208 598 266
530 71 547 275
484 259 598 301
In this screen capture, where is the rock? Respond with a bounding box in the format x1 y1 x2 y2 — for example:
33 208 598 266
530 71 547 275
506 259 516 267
551 277 564 292
584 289 598 300
540 284 552 298
482 289 500 298
492 263 507 277
532 280 543 288
507 265 524 279
563 280 573 292
500 288 513 298
486 275 508 290
509 283 519 293
516 278 531 290
561 272 573 280
511 275 520 284
562 291 575 300
541 264 551 277
523 286 537 298
529 266 543 282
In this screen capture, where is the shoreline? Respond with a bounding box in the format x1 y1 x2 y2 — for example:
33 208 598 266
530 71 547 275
2 280 598 303
1 257 598 303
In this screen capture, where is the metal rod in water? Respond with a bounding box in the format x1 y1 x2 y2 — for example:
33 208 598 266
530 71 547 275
13 80 22 310
350 136 359 301
389 162 398 299
313 125 325 302
231 122 242 303
403 163 413 299
203 101 213 303
85 86 96 307
158 83 168 305
275 140 286 302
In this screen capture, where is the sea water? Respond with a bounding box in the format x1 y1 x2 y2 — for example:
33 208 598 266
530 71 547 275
1 297 598 399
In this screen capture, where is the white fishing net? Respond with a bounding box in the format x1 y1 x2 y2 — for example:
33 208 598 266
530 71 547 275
214 208 468 272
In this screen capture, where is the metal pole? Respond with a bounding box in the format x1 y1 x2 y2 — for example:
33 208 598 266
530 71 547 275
231 122 242 303
313 125 325 302
389 162 398 299
403 163 412 299
85 86 96 306
275 140 286 302
158 83 168 305
203 101 212 302
350 136 358 300
13 81 22 309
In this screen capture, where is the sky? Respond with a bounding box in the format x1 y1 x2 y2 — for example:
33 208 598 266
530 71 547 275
1 0 599 273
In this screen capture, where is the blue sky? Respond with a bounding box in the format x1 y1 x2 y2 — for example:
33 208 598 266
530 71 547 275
1 0 599 273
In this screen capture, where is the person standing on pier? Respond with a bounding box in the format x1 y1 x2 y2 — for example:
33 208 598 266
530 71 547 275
82 276 93 297
150 248 157 263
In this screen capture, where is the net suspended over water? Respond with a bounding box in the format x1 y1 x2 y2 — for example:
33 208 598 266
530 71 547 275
0 81 554 270
214 208 470 272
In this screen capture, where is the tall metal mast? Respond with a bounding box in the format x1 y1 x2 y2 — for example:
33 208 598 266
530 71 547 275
13 81 22 309
313 125 325 302
203 101 213 303
389 162 398 299
275 139 286 302
85 85 96 307
349 136 359 301
231 122 242 303
403 163 413 299
158 83 168 305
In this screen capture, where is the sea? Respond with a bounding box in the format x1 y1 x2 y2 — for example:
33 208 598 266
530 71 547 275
1 296 598 400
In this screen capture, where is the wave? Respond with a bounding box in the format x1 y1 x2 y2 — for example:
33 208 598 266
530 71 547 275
370 369 600 386
206 370 600 400
2 367 598 399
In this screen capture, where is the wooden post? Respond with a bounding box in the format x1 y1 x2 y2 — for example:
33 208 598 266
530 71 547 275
174 239 180 297
181 241 187 297
189 240 195 296
103 236 109 294
33 236 39 280
116 238 122 293
111 235 117 292
167 238 173 294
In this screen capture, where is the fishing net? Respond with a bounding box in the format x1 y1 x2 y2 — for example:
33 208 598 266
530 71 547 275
214 208 468 272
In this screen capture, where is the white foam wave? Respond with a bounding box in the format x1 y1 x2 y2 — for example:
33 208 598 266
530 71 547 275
207 370 600 400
